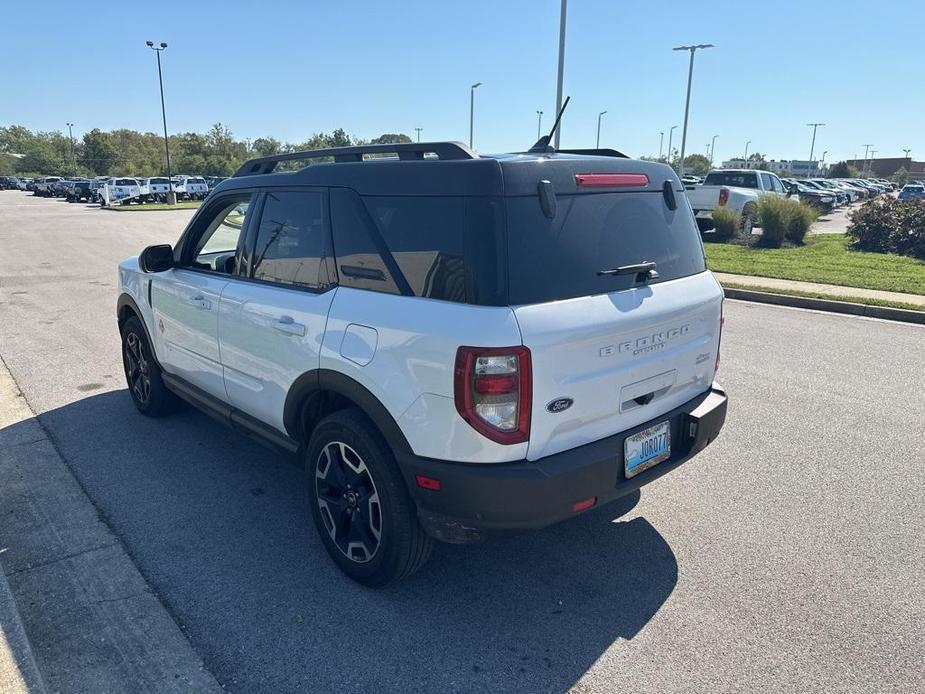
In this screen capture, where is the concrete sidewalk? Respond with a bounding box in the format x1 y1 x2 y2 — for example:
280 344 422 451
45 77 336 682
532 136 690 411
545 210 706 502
0 358 222 693
714 272 925 308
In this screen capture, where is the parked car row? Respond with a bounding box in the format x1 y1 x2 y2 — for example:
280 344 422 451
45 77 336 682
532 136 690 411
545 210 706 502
7 174 218 205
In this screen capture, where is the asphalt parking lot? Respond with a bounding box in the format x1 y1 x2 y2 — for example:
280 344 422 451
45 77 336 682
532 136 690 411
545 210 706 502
1 191 923 693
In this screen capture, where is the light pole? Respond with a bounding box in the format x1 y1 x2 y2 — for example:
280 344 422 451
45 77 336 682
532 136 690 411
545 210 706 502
903 148 911 160
658 131 664 160
145 41 175 204
862 143 872 176
820 150 827 175
596 111 607 148
744 140 751 167
868 150 877 176
710 134 718 166
553 0 568 148
469 82 481 150
536 111 543 139
414 127 422 143
66 122 75 174
807 123 824 170
673 43 714 178
667 125 678 167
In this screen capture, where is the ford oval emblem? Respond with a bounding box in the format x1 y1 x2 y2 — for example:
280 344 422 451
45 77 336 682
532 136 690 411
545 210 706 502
546 397 574 413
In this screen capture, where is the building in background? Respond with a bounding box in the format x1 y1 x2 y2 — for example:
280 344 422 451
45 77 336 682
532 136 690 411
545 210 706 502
845 157 925 177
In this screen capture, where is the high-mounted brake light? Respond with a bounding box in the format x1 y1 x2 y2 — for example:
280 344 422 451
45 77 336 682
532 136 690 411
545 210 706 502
454 346 532 445
575 173 649 188
718 187 730 206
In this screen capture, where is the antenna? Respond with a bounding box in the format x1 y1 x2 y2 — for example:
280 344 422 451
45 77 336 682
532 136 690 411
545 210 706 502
528 96 571 153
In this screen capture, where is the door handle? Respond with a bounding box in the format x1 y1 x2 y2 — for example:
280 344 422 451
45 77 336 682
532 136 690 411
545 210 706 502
187 294 211 310
272 315 306 337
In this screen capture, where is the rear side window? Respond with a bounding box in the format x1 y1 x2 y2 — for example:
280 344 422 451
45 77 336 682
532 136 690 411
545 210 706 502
330 189 505 305
250 191 334 290
506 192 706 305
703 172 758 188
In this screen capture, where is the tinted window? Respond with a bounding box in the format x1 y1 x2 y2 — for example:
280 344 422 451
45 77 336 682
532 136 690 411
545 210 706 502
506 192 706 305
251 191 333 290
760 173 774 190
330 189 505 305
115 179 136 186
149 178 169 184
770 175 786 193
703 172 759 188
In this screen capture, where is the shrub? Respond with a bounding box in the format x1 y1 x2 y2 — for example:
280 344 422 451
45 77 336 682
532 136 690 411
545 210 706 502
710 206 741 241
756 195 817 247
786 202 818 244
755 195 790 246
847 197 925 259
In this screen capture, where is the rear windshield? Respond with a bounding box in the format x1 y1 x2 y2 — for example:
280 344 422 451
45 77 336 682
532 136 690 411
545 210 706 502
115 179 136 186
703 172 758 188
506 192 706 305
188 177 206 184
149 178 169 184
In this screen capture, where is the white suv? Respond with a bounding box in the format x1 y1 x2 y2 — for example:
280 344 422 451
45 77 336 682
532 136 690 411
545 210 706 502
117 140 727 585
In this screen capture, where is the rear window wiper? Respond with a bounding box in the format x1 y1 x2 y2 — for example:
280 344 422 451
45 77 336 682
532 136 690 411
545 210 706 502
597 261 659 282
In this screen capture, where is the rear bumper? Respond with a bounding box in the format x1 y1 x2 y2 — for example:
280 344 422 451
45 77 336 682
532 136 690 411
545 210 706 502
397 383 728 543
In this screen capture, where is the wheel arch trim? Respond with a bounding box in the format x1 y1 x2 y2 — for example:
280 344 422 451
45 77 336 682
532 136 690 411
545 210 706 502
117 292 161 367
284 369 413 455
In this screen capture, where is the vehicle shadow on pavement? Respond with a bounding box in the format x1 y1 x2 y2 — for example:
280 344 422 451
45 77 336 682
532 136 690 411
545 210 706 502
25 389 678 694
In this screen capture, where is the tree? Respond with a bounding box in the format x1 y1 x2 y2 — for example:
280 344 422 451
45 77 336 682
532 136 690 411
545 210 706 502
747 153 768 170
252 137 282 157
892 167 910 186
81 129 119 175
369 133 412 145
681 153 712 176
827 161 858 178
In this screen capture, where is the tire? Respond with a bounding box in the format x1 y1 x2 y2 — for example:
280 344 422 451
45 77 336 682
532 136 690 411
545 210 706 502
120 316 178 417
305 408 432 587
740 204 756 235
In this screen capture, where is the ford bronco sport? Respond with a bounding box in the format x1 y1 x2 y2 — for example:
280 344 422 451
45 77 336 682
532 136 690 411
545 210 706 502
117 138 727 586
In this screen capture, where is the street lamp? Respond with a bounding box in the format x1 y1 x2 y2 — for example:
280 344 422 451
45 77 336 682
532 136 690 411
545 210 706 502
596 110 607 148
807 123 825 168
862 144 873 175
869 150 877 176
820 150 827 174
553 0 568 148
744 140 751 168
66 122 75 174
659 131 664 160
710 134 718 166
667 125 678 166
536 111 543 139
903 148 911 160
145 41 175 204
414 127 422 143
469 82 481 150
672 43 714 178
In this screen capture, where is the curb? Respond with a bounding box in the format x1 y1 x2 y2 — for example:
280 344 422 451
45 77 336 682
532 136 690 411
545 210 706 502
723 287 925 325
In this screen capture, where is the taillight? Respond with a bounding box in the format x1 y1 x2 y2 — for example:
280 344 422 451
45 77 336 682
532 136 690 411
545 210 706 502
454 346 532 445
715 300 724 374
574 173 649 188
718 187 729 206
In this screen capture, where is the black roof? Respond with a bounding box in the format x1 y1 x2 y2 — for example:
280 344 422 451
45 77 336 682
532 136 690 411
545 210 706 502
214 141 679 198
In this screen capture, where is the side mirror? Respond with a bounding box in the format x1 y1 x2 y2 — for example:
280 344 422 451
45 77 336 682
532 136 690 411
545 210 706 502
139 244 174 273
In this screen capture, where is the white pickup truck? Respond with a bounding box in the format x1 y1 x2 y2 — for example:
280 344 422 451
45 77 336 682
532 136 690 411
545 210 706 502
686 169 794 234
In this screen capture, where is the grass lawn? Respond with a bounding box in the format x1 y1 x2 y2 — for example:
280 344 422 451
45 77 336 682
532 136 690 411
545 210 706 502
705 234 925 296
106 201 201 211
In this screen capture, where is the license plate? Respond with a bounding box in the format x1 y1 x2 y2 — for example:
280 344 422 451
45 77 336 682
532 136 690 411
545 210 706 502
624 421 671 478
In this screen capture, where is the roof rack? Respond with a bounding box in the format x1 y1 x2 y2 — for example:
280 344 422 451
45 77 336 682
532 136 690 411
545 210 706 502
556 148 629 159
233 141 477 177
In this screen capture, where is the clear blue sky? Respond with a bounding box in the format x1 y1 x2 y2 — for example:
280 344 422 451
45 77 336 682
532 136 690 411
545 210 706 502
2 0 922 164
